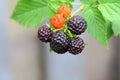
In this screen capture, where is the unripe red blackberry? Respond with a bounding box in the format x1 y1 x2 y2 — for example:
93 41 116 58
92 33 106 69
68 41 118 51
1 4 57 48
38 25 53 42
50 14 65 29
57 4 71 18
67 15 87 35
68 37 85 55
50 30 70 54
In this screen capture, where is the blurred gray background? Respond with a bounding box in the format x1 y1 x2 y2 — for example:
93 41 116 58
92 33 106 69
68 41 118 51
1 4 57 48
0 0 120 80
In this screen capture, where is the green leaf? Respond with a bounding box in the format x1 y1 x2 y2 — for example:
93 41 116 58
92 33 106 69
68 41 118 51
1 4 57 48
105 20 113 39
11 0 74 27
98 0 120 21
80 0 96 5
112 17 120 35
98 0 120 35
98 0 120 3
82 7 108 46
49 0 73 11
11 0 54 27
59 0 74 2
50 0 74 3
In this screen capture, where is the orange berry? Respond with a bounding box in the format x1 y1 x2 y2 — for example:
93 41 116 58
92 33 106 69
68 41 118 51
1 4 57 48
50 14 65 29
57 4 71 18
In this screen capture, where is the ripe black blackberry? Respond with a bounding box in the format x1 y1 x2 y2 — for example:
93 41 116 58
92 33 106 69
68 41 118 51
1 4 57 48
38 25 53 42
68 37 85 55
50 30 70 54
67 15 87 35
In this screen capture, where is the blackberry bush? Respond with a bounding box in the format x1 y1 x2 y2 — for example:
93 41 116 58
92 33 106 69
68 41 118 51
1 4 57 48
12 0 120 49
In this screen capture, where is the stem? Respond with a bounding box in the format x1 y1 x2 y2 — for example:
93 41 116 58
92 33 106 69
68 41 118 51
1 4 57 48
71 4 85 17
67 30 73 38
84 42 88 46
64 24 67 32
47 24 50 28
53 29 61 32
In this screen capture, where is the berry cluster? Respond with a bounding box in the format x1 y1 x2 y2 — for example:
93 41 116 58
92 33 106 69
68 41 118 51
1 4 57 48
37 4 87 55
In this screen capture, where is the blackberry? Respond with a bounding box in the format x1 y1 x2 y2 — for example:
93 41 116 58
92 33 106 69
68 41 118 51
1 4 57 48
38 25 53 42
68 37 85 55
50 30 70 54
67 15 87 35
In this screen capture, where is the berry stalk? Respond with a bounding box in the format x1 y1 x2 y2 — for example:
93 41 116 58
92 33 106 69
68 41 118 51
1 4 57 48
71 4 85 17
